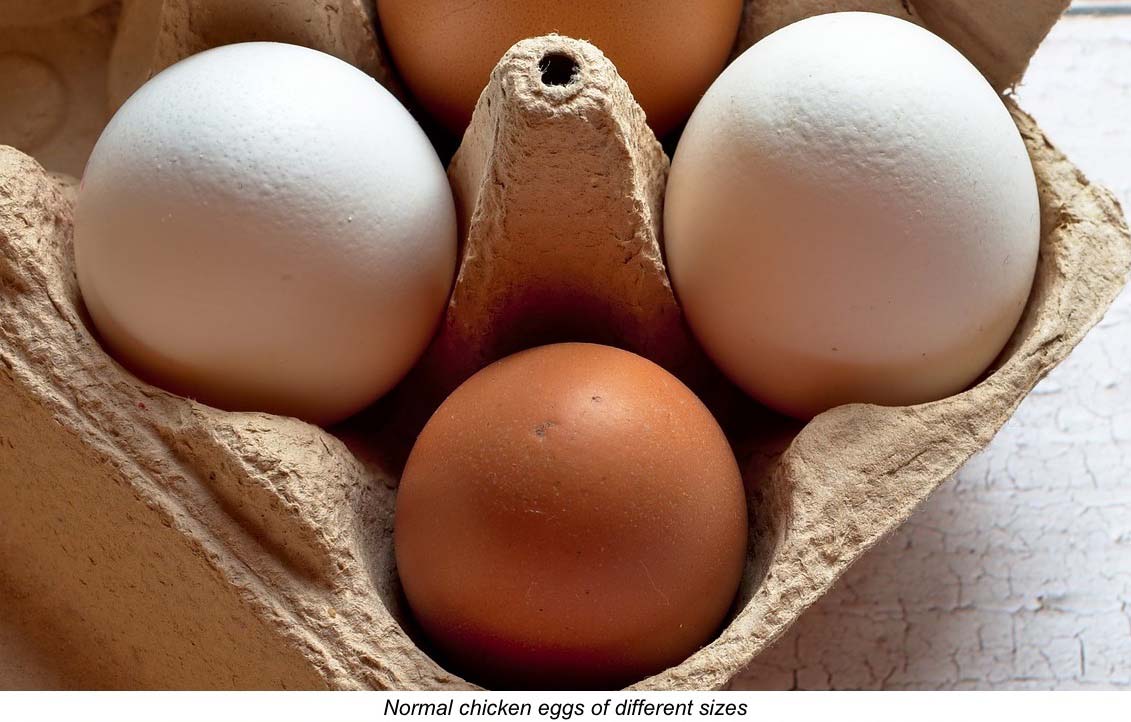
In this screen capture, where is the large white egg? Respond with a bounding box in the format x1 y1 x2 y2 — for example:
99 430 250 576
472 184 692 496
664 12 1040 419
76 42 457 425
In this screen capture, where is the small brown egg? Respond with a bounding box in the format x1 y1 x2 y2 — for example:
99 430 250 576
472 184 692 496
394 343 748 689
377 0 744 138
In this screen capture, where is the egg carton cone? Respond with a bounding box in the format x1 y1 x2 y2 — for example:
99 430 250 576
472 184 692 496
380 35 719 449
1 0 1128 691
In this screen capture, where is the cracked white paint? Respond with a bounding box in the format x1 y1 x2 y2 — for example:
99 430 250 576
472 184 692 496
732 15 1131 690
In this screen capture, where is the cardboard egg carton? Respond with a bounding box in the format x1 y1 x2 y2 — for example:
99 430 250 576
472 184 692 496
1 0 1128 690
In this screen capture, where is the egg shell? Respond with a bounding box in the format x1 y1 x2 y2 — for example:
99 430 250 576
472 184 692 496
377 0 743 138
75 42 457 425
394 343 748 689
665 12 1042 419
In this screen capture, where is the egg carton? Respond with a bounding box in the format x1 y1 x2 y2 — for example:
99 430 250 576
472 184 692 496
1 0 1128 691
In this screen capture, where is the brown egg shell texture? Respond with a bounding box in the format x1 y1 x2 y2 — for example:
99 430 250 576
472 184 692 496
376 0 743 138
395 343 747 689
3 0 1128 691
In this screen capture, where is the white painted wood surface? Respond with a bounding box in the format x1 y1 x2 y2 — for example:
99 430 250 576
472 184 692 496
732 13 1131 690
1 11 1128 692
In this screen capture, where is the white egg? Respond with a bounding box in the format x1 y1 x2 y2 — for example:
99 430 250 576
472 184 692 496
664 12 1040 419
76 42 457 425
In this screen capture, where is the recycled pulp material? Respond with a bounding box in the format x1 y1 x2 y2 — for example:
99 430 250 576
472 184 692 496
2 0 1129 690
0 0 112 27
107 0 395 110
0 2 118 177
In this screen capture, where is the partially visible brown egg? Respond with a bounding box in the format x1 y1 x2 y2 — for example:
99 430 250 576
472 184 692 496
394 343 748 689
377 0 744 138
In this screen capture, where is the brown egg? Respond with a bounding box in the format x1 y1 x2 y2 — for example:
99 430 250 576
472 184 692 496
377 0 744 138
394 343 748 689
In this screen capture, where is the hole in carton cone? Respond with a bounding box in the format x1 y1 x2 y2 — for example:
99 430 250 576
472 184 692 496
538 53 579 86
